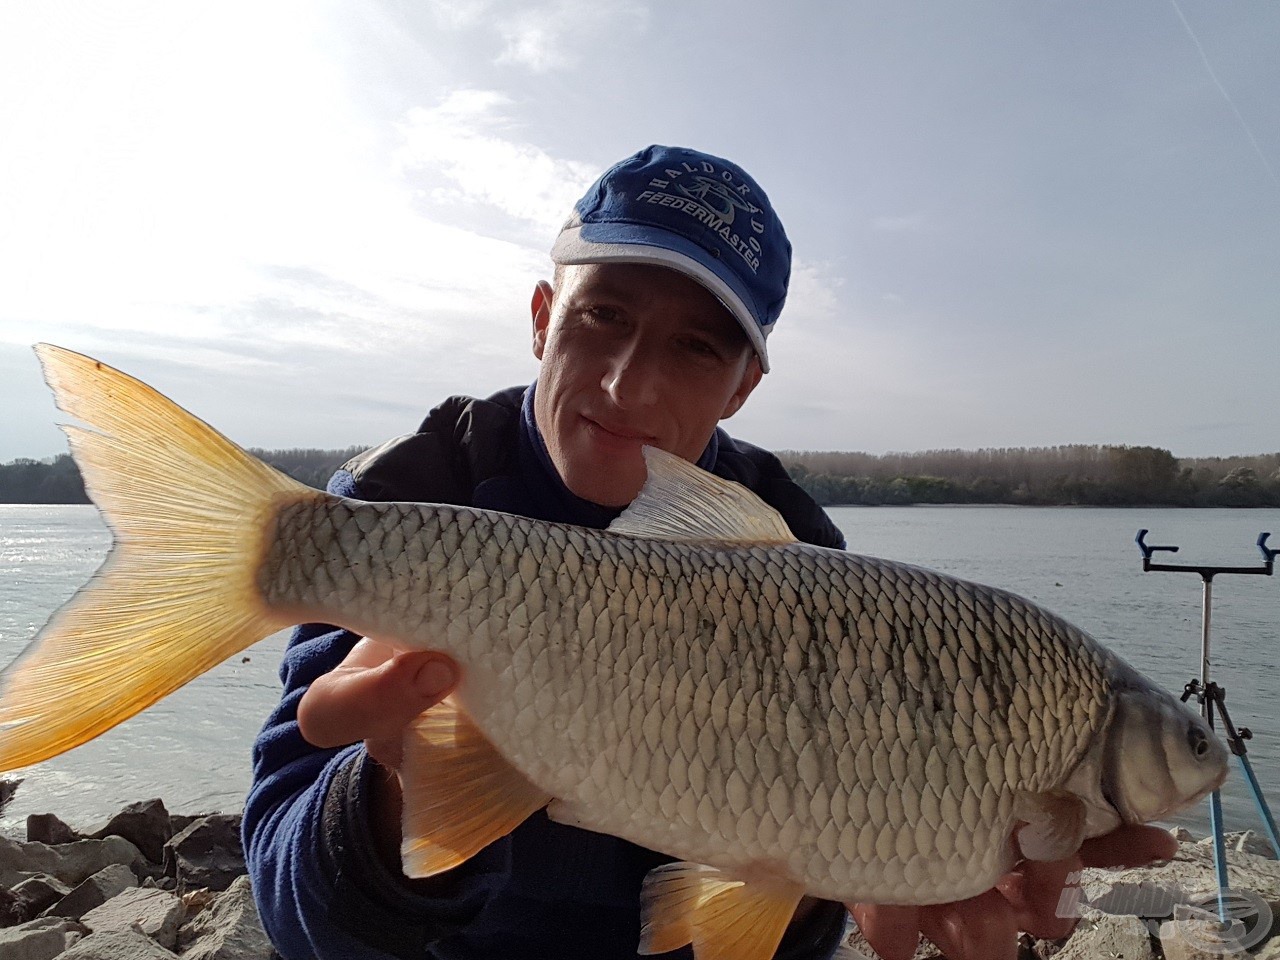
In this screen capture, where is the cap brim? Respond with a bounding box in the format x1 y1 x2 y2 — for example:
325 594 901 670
551 222 770 373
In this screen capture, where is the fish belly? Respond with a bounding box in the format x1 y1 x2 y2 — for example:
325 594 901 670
260 498 1115 904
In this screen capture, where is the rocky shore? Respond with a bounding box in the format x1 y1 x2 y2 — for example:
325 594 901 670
3 778 1278 959
1 784 273 960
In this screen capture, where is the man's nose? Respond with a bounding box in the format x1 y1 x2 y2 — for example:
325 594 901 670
602 340 661 410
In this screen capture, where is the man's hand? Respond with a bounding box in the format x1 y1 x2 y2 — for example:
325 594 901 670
846 823 1178 960
297 638 459 869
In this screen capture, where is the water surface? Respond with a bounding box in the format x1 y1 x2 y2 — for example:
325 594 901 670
1 504 1276 846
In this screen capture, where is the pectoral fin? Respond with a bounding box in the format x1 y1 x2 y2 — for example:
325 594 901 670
1014 790 1088 861
400 697 551 877
639 862 805 960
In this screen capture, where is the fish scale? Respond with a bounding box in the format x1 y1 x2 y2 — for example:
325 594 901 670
258 495 1117 903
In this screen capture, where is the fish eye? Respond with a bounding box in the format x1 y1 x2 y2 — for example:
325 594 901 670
1187 725 1210 758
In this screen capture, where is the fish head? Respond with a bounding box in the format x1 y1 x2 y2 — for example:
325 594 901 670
1100 673 1229 824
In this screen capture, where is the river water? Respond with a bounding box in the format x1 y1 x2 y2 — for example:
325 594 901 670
1 503 1276 844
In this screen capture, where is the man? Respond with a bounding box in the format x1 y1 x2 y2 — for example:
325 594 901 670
243 145 1175 960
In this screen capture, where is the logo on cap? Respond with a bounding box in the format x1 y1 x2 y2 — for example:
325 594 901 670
634 160 767 276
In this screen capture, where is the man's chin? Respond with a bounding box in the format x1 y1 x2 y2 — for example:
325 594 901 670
564 466 646 509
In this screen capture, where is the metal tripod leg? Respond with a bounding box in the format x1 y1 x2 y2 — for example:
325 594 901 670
1201 690 1230 922
1206 683 1280 860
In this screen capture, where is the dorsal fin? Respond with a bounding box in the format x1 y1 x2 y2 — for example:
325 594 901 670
606 446 797 545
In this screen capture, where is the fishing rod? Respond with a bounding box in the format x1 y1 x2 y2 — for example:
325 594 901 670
1135 528 1280 927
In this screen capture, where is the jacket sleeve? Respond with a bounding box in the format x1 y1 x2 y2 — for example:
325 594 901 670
241 470 512 960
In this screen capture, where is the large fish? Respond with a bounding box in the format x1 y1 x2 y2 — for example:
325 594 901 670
1 345 1226 960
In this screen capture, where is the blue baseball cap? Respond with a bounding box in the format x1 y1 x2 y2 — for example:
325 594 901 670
550 145 791 372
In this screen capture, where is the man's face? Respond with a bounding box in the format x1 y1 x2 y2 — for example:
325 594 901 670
531 262 763 508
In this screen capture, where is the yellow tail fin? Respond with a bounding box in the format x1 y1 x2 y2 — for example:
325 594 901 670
0 345 315 770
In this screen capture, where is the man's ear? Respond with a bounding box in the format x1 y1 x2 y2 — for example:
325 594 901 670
531 280 554 360
720 355 764 420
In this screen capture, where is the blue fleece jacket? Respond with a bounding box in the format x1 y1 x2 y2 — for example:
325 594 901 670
243 384 849 959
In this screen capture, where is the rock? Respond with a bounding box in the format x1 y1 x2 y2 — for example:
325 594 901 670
0 835 145 888
43 863 138 920
0 921 66 960
10 874 72 917
1 883 28 926
0 916 88 958
82 886 183 949
1170 826 1196 844
1158 911 1248 960
169 813 214 835
88 799 173 865
162 814 243 892
0 777 21 815
1053 914 1155 959
1220 830 1280 860
27 811 82 845
59 928 179 958
1261 898 1280 949
1024 934 1069 960
180 877 274 960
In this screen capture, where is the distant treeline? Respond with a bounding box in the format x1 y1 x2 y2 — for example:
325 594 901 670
0 447 365 505
776 446 1280 507
3 443 1279 507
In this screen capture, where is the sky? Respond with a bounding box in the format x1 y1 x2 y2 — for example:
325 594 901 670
1 0 1277 463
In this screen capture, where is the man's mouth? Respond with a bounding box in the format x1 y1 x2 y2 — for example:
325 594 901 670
583 416 656 445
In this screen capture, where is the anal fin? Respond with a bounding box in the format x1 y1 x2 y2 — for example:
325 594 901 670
400 696 551 877
639 862 804 960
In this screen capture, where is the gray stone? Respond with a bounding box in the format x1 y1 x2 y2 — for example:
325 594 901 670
82 886 183 949
1219 830 1280 860
59 928 179 958
43 863 138 920
0 834 145 888
0 916 88 959
1158 912 1248 960
162 814 243 892
1170 826 1196 844
0 922 65 960
1 883 28 925
169 813 213 835
11 874 72 916
88 799 173 865
1 777 23 815
180 877 274 960
27 811 82 846
1053 914 1155 959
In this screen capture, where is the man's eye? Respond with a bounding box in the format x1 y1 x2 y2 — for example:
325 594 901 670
683 339 720 359
585 306 619 323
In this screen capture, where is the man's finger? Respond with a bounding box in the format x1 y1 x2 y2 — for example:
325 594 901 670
1080 824 1178 869
846 903 921 960
919 889 1020 960
997 855 1084 941
298 648 458 750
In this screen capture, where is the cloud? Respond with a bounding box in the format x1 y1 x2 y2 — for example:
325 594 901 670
395 89 599 232
425 0 649 73
423 0 494 30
